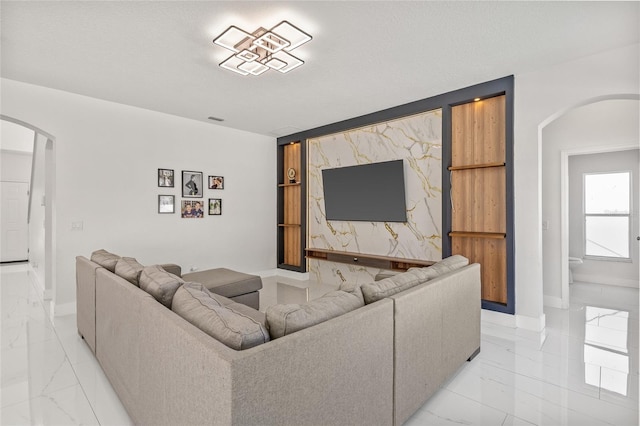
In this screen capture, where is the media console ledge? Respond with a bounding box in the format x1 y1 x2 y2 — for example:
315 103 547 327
305 248 435 271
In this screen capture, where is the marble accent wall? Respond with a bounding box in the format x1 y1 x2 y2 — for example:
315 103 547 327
307 109 442 285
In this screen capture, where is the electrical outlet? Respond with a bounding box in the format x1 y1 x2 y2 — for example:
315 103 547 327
190 266 198 272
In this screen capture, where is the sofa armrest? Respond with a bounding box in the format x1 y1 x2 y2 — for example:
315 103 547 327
390 263 481 425
76 256 101 353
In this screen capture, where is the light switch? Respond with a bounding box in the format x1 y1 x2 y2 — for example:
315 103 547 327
542 220 549 230
71 221 83 231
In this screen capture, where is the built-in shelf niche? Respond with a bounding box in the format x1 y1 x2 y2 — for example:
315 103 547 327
277 141 305 271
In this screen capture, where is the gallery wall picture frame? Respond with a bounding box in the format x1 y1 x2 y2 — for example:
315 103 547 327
158 168 174 187
208 198 222 215
182 170 203 198
181 199 204 218
158 195 175 214
208 175 224 189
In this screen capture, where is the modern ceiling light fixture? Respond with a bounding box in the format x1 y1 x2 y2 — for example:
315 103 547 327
213 21 311 76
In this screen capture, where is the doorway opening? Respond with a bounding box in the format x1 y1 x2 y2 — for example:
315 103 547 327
0 115 56 301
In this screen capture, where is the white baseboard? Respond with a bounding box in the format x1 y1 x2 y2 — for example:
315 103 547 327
481 309 546 332
274 268 311 281
573 274 639 289
544 295 563 308
54 301 76 317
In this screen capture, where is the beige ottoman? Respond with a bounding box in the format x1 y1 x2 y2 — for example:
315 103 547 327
181 268 262 309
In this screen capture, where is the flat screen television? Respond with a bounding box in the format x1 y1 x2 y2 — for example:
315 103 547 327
321 160 407 222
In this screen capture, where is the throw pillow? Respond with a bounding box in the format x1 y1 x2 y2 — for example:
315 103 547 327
266 290 364 339
360 270 423 304
338 281 365 305
90 249 120 272
114 257 145 286
139 265 185 308
172 282 269 350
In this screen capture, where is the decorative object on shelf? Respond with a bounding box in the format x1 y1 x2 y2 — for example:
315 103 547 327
158 168 174 187
208 198 222 216
287 167 296 183
208 175 224 189
181 200 204 218
158 195 175 214
213 20 311 76
182 171 203 198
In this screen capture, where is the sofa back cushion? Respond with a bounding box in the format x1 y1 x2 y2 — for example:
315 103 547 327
360 271 422 304
172 282 269 350
139 265 184 308
408 255 469 281
266 290 364 339
115 257 145 286
90 249 120 272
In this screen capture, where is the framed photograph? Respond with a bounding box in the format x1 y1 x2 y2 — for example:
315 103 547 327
158 168 174 187
158 195 175 214
182 170 203 198
208 175 224 189
208 198 222 215
181 199 204 218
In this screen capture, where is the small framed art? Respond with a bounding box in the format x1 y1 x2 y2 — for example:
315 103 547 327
208 198 222 215
158 195 175 214
208 176 224 189
181 200 204 218
182 171 203 198
158 168 174 187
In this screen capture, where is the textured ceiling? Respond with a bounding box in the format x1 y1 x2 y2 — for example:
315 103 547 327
1 1 638 137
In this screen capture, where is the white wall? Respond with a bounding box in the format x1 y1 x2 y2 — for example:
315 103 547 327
514 43 639 330
0 151 32 182
542 101 639 301
568 150 639 287
0 78 276 314
1 119 34 153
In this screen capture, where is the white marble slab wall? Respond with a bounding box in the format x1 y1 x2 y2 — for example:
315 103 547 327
307 109 443 285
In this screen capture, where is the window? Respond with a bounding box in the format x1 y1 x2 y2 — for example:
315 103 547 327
584 171 631 259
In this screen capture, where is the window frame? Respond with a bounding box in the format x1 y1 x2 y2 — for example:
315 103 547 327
583 170 633 262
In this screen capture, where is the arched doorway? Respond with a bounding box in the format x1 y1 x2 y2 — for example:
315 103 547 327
1 114 56 302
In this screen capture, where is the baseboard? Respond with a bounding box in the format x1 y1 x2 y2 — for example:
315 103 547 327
573 273 639 289
481 309 546 332
274 268 311 281
53 301 76 317
544 295 563 308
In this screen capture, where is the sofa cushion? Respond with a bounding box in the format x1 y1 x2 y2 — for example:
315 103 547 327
266 290 364 339
338 281 365 305
172 282 269 350
360 271 423 304
181 268 262 298
90 249 120 272
114 257 145 286
139 265 185 308
408 255 469 281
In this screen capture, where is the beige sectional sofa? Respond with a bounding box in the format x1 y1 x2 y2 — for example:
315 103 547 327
76 250 481 425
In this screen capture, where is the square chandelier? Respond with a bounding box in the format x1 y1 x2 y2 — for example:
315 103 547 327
213 21 312 76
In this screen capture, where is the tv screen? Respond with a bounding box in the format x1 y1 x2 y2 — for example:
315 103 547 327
322 160 407 222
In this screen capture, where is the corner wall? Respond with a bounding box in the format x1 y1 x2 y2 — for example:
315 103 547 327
0 78 277 314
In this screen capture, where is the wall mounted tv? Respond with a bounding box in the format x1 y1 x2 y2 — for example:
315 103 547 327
322 160 407 222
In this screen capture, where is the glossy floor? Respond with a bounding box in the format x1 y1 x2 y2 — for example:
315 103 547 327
1 264 638 425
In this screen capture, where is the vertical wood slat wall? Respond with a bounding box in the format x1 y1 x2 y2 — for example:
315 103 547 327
450 95 508 305
280 142 302 267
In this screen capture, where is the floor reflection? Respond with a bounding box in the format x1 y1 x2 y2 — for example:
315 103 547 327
584 306 630 396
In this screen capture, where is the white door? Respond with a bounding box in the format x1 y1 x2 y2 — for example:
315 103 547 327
1 181 29 262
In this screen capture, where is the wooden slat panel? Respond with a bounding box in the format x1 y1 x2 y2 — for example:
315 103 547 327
451 95 505 167
452 236 507 304
451 167 506 233
284 227 301 266
282 142 302 266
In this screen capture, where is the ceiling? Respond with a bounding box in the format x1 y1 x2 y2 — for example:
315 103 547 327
1 1 638 138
